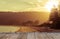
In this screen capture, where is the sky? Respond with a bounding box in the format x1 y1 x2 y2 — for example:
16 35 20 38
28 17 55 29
0 0 59 12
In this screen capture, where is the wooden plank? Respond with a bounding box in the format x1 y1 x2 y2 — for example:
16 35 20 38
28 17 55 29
35 32 49 39
46 33 54 39
45 32 60 39
20 33 27 39
17 33 25 39
49 33 60 39
7 33 20 39
0 32 60 39
0 33 23 39
27 32 36 39
0 33 6 38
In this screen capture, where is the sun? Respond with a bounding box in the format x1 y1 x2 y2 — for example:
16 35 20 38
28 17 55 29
45 0 59 12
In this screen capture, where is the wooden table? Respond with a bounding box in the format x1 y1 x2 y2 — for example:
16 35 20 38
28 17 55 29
0 32 60 39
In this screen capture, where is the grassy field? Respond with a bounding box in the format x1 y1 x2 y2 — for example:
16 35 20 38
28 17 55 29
0 26 20 32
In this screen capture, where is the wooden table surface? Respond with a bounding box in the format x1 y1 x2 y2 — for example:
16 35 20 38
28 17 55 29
0 32 60 39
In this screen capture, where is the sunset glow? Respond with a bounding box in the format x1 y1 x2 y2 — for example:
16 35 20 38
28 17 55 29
0 0 59 12
45 0 59 12
0 0 60 32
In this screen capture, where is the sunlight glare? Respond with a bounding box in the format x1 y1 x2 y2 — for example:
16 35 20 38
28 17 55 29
45 0 59 12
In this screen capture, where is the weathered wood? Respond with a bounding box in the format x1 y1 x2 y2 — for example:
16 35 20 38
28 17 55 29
27 32 36 39
0 32 60 39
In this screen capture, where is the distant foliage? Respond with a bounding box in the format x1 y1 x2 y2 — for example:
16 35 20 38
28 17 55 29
22 20 40 26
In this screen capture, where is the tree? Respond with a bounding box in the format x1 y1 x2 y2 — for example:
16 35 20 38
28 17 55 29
49 5 60 29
